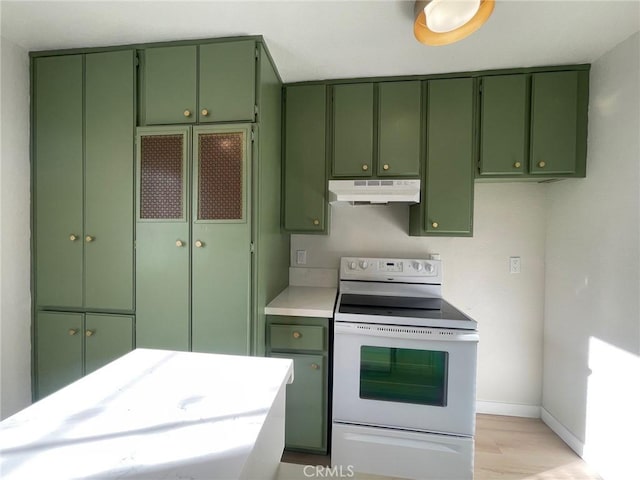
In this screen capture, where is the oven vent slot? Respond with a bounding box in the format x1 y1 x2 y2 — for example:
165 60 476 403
354 325 460 336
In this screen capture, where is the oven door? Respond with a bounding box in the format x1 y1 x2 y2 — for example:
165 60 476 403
333 322 479 436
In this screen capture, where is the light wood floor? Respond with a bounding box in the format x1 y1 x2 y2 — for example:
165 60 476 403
278 414 601 480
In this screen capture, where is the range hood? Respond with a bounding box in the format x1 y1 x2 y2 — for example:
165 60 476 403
328 179 420 204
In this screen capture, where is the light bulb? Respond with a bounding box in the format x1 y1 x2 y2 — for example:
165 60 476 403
424 0 481 33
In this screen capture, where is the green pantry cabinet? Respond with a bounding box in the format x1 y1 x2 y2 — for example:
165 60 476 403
31 37 289 398
135 39 289 356
32 51 136 399
267 316 329 453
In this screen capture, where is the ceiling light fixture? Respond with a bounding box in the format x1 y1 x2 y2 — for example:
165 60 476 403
414 0 495 46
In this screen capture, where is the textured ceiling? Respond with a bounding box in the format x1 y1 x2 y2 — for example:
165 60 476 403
2 0 639 83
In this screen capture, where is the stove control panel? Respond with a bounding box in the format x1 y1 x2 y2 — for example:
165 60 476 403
340 257 441 282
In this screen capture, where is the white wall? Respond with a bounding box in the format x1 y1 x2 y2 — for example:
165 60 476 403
543 31 640 480
292 183 546 413
0 35 32 419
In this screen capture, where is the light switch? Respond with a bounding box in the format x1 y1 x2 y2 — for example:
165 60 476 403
296 250 307 265
509 256 521 274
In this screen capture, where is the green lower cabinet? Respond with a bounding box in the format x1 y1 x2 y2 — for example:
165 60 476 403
410 78 475 236
36 312 133 399
267 316 328 453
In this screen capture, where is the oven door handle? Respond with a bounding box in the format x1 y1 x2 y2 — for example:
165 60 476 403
334 322 479 342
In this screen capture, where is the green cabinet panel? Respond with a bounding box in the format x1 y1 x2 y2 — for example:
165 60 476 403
266 316 328 453
191 125 252 355
332 83 374 177
36 312 83 399
479 75 529 176
34 55 84 308
142 45 197 125
531 71 588 176
36 312 134 399
135 127 191 351
269 324 325 352
272 353 326 452
378 81 422 177
283 85 327 233
425 78 475 235
199 41 256 123
84 50 135 310
84 314 134 375
411 78 475 236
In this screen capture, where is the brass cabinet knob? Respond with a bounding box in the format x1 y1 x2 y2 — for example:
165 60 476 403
183 109 192 117
310 363 320 370
69 234 78 242
431 222 439 229
68 328 79 336
514 162 522 168
313 219 320 226
176 240 184 247
362 164 369 171
85 235 94 243
201 109 209 117
85 330 95 337
383 164 390 171
538 161 546 168
194 240 203 248
292 331 301 339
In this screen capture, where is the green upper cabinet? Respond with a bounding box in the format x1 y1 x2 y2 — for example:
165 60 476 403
478 69 588 178
410 78 475 237
141 40 256 126
142 45 197 125
377 81 422 177
332 83 374 177
34 55 84 308
530 70 588 176
479 74 529 176
34 51 135 311
199 41 256 123
283 84 327 233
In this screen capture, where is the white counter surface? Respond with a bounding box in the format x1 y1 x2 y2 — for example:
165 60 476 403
264 286 337 318
0 349 293 480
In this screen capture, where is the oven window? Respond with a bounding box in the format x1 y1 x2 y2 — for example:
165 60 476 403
359 346 448 407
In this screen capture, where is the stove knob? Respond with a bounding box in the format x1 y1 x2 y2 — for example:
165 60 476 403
424 262 435 273
348 261 357 270
360 260 369 269
414 262 423 271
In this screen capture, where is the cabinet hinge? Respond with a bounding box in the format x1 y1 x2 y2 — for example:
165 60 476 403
250 130 255 142
255 47 259 59
250 242 255 253
134 54 140 67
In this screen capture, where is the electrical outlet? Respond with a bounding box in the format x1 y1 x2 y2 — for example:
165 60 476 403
296 250 307 265
509 256 521 274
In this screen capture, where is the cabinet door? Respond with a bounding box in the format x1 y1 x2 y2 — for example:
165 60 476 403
272 353 326 452
332 83 374 177
199 41 256 123
142 45 197 125
36 312 83 399
530 71 586 175
378 81 422 177
85 50 135 311
479 74 529 175
191 125 252 355
85 314 134 375
283 85 327 232
34 55 84 309
424 78 475 236
135 127 191 351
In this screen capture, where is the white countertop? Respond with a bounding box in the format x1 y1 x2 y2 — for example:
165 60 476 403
0 349 293 480
265 286 337 318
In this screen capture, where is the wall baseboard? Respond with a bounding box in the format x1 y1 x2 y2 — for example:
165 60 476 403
476 400 541 418
540 407 585 457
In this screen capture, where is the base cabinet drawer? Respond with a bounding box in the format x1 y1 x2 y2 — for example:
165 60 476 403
269 324 325 352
